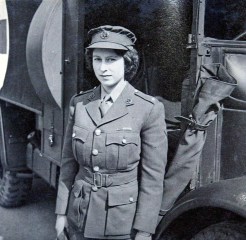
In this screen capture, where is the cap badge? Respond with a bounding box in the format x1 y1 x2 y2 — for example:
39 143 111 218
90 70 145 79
100 30 109 39
88 92 95 101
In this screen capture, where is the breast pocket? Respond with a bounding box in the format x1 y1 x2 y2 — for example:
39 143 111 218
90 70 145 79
106 132 140 170
105 181 138 236
72 126 89 165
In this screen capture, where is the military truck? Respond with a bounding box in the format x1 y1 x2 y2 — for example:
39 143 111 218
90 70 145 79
0 0 246 239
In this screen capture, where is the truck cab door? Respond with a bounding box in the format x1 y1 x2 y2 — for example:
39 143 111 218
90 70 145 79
189 0 246 187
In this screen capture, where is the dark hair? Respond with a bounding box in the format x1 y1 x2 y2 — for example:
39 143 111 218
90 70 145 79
85 47 139 81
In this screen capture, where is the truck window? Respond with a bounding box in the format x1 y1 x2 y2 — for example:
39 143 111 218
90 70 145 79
205 0 246 40
83 0 192 102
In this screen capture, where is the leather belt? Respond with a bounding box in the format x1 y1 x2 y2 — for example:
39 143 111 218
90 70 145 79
77 167 138 191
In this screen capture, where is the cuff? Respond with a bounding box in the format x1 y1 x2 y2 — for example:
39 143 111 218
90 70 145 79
137 231 151 237
133 212 157 234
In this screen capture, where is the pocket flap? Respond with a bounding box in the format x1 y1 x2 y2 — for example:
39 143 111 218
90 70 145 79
106 133 139 146
73 180 84 198
108 182 138 206
73 126 89 143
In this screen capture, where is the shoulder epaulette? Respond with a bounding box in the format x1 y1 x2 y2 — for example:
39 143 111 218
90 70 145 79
76 87 95 96
70 87 96 114
73 88 95 101
134 89 156 104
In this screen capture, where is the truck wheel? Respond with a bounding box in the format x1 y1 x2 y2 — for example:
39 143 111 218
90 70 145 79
191 221 246 240
0 171 32 207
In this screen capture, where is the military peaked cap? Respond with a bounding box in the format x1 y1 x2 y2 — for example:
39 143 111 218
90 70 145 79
87 25 137 50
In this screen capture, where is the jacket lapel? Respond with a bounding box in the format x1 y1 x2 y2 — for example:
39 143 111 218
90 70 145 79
98 83 133 127
85 86 101 126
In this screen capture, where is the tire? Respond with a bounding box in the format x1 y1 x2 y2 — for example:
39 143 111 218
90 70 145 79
191 221 246 240
0 171 32 207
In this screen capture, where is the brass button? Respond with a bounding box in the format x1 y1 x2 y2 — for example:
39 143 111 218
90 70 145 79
92 149 98 156
72 133 76 138
95 129 101 136
129 197 134 202
93 166 99 172
151 97 156 101
122 138 127 144
92 185 98 192
134 89 138 93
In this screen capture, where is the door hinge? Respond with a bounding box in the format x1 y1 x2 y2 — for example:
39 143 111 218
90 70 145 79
187 34 197 49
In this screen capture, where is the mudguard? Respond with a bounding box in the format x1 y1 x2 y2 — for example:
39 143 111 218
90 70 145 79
156 176 246 238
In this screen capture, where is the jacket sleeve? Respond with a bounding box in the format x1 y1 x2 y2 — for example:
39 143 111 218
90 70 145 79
133 101 168 233
55 96 79 215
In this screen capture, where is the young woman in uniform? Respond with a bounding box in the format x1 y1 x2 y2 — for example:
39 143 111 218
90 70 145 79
55 25 167 240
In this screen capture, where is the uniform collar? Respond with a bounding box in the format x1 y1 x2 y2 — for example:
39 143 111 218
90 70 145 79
86 82 135 126
100 80 127 103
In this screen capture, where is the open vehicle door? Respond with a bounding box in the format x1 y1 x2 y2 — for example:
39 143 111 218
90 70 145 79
157 0 246 239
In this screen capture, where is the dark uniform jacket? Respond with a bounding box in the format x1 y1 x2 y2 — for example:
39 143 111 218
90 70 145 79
56 82 167 239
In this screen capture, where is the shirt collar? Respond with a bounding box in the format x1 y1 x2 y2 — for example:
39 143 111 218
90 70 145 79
101 80 127 103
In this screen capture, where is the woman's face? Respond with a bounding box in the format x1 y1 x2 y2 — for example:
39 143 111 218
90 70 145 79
92 48 125 92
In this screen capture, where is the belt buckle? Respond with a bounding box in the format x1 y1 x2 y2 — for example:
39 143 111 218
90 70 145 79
93 172 102 189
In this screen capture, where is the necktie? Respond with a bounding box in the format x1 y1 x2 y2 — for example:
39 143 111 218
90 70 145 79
99 95 112 117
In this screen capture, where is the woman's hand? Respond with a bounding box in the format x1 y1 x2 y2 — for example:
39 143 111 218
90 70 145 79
55 214 68 236
135 231 152 240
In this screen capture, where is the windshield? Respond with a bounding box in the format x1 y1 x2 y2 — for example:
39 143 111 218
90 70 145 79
205 0 246 40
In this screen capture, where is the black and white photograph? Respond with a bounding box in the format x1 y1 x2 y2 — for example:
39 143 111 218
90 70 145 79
0 0 246 239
